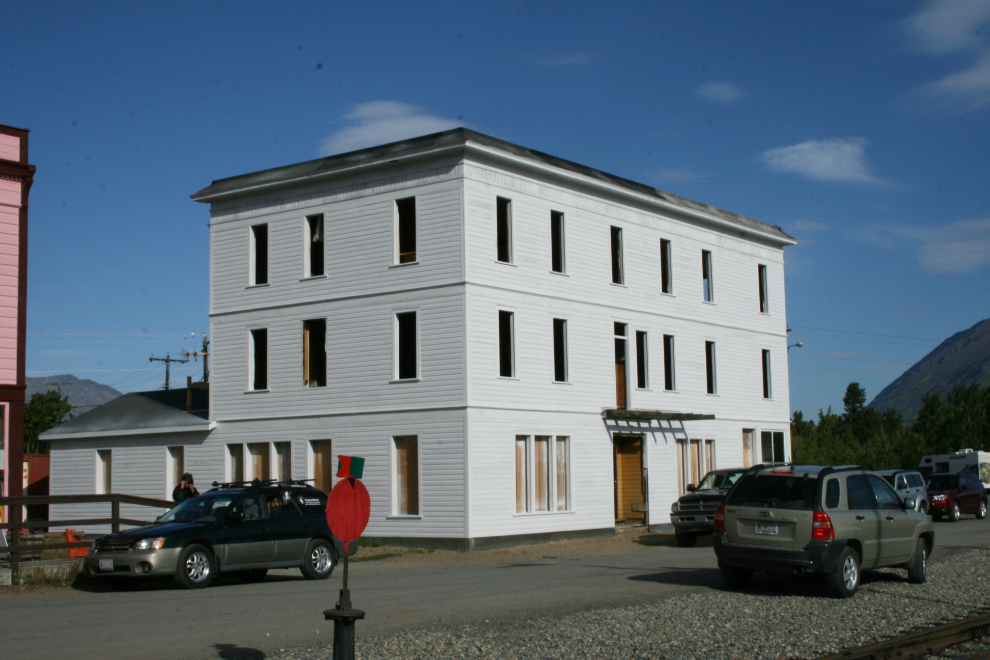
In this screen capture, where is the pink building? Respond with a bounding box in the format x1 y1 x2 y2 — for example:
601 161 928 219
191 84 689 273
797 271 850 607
0 124 32 507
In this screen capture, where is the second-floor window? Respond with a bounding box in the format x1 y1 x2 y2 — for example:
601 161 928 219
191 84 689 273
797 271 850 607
499 310 515 378
250 328 268 390
553 318 567 382
702 250 713 302
705 340 717 394
663 334 675 391
306 214 325 277
303 319 327 387
395 311 418 380
660 239 672 294
396 197 416 264
636 331 649 389
250 224 268 285
758 264 769 313
497 197 512 263
610 226 624 284
762 349 772 399
551 211 565 273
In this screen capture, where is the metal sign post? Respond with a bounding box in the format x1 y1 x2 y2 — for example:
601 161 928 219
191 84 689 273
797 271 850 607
324 457 370 660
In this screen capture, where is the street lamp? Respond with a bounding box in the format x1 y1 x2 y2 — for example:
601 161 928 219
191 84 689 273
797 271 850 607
787 342 804 352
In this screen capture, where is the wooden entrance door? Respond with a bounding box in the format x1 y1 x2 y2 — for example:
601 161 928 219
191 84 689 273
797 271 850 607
613 435 645 522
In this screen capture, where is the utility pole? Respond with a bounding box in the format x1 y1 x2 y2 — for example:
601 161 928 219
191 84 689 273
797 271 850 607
45 377 73 397
180 334 210 382
149 352 190 390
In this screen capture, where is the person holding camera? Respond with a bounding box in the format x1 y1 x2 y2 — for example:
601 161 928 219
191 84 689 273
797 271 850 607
172 473 200 503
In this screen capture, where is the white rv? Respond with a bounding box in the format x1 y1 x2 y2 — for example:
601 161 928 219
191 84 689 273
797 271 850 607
919 449 990 490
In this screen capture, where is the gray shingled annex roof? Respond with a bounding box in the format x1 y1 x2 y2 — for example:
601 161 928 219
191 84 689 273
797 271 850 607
191 128 795 246
41 389 211 440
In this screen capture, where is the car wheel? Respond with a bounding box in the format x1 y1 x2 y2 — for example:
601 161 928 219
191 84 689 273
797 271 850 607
675 532 697 548
238 569 269 583
175 544 215 589
978 500 987 520
719 563 753 589
300 539 335 580
906 539 927 584
828 547 860 598
949 502 961 522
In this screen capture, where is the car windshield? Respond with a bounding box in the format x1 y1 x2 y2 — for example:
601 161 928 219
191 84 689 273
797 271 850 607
725 474 816 510
159 493 237 524
925 475 958 490
696 470 746 491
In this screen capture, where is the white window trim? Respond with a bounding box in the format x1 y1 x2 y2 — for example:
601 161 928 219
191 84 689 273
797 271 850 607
702 249 714 303
635 330 649 390
705 340 718 395
551 210 566 274
762 348 773 400
390 434 423 518
247 327 269 392
95 449 111 495
498 308 516 379
758 263 769 314
303 213 326 279
393 309 420 381
660 238 674 296
663 334 676 392
553 318 568 383
248 223 268 287
496 196 513 264
393 197 418 266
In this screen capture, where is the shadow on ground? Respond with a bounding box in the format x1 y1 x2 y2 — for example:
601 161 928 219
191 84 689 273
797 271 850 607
633 533 715 548
213 643 265 659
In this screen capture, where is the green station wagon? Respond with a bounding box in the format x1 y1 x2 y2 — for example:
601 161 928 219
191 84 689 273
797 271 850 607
84 480 356 589
713 465 935 597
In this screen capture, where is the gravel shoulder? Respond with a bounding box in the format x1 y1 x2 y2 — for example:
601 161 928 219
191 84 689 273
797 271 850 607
254 536 990 660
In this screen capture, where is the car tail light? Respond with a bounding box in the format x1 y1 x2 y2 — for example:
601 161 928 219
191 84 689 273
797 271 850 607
812 511 833 541
714 503 726 533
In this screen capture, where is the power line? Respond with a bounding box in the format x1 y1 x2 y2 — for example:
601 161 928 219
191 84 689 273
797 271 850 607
789 324 942 342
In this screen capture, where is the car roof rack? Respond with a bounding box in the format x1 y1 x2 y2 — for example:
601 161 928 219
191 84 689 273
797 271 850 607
210 478 318 489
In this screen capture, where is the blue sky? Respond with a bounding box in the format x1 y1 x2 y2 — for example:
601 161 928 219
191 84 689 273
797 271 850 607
3 1 988 418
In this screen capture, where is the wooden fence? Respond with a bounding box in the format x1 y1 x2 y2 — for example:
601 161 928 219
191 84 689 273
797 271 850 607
0 494 174 586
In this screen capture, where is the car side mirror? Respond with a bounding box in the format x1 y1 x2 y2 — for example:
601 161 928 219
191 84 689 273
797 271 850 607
227 510 244 523
903 498 915 510
686 484 696 493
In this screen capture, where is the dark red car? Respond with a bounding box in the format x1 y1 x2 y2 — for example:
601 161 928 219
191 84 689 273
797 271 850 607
925 472 988 522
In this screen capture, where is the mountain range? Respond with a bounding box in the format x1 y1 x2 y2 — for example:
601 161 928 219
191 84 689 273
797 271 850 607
25 374 122 416
869 317 990 423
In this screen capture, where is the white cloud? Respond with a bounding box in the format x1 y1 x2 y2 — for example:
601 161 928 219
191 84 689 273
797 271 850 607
759 138 882 184
651 168 711 183
319 101 461 156
535 53 595 68
915 50 990 111
789 219 831 233
694 81 744 105
901 0 990 55
855 217 990 274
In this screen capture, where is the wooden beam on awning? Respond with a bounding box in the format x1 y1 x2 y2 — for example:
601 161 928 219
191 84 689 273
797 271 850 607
602 409 716 421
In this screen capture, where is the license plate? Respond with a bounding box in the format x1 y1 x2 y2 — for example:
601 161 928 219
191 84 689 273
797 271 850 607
755 522 778 535
99 559 114 571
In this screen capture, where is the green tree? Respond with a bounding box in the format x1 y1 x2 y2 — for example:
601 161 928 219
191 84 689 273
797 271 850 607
23 390 73 454
843 382 867 417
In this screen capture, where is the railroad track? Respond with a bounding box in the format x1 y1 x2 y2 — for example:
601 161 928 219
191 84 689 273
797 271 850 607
814 610 990 660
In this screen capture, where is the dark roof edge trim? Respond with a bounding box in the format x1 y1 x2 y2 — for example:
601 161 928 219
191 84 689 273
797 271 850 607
602 409 716 421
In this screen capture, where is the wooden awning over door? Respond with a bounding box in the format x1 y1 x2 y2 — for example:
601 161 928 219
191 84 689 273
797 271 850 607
603 409 715 421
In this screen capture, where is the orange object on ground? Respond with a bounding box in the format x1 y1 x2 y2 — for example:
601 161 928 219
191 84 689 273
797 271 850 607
65 529 88 559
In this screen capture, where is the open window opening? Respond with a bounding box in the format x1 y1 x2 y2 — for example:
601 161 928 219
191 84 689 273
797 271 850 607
393 435 419 515
702 250 713 302
250 328 268 390
663 334 675 391
499 310 515 378
396 197 416 264
762 349 772 399
497 197 512 263
396 311 418 380
303 319 327 387
758 264 768 313
660 238 672 294
610 226 624 284
553 318 568 382
306 214 325 277
551 211 565 273
705 340 717 394
251 224 268 285
636 331 649 389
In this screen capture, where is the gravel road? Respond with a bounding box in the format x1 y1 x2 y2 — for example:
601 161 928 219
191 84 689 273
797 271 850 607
248 547 990 660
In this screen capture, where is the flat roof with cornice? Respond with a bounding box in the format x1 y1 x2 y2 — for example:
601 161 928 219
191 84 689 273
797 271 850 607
191 128 795 246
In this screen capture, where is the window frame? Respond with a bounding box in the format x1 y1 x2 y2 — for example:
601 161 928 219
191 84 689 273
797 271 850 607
515 434 570 514
662 334 675 391
498 309 515 378
610 226 624 285
496 197 512 263
304 213 326 278
302 318 327 388
635 330 649 389
166 446 184 497
95 449 112 495
760 430 786 463
758 264 769 314
394 197 417 265
705 340 717 394
761 349 772 399
391 435 421 517
552 318 568 383
249 223 269 286
394 310 419 381
249 328 269 391
550 210 566 274
660 238 673 294
702 250 714 302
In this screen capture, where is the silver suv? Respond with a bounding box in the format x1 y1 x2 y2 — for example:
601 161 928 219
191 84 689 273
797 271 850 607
875 470 929 513
713 465 935 598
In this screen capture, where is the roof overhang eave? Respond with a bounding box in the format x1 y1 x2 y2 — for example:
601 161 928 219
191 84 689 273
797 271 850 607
42 420 216 441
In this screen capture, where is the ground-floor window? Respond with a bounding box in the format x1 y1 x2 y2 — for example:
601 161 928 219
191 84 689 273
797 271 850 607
393 435 419 516
676 438 716 495
516 434 569 513
96 449 112 494
742 429 756 468
310 439 333 493
761 431 785 463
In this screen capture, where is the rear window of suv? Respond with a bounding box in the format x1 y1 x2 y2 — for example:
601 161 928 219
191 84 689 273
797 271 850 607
725 474 816 510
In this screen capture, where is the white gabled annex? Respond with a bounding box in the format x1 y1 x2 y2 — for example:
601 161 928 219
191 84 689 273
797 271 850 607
49 129 796 545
